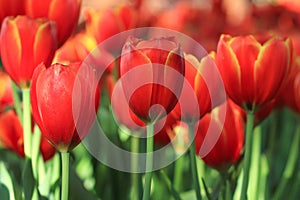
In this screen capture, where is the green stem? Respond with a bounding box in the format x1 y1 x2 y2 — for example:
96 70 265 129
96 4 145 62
173 154 185 191
12 82 23 124
131 135 140 200
251 126 261 200
159 170 182 200
61 152 69 200
22 88 32 159
273 124 300 200
142 123 154 200
188 123 202 200
240 111 255 200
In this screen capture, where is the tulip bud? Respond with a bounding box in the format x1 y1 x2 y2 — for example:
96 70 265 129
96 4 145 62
0 16 57 88
216 34 292 112
30 62 100 152
85 5 136 44
172 52 225 122
25 0 82 46
120 36 185 123
195 100 244 170
0 110 56 161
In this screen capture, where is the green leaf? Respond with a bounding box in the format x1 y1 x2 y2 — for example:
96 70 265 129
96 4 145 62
0 183 10 200
22 159 35 200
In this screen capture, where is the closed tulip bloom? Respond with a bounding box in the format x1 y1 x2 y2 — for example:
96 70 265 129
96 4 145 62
85 5 136 43
217 34 292 112
276 57 300 112
0 71 13 111
30 63 100 152
0 110 56 161
0 16 57 88
173 52 225 122
25 0 82 46
120 36 185 123
195 100 244 170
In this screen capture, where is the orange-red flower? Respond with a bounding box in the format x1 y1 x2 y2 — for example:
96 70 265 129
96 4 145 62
0 110 56 161
173 52 225 122
30 63 100 152
85 5 136 43
0 16 57 88
25 0 82 46
0 71 13 112
120 36 185 123
195 100 244 170
216 34 292 111
277 56 300 112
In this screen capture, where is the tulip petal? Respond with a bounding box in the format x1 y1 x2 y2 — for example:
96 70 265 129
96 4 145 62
0 18 22 85
217 35 242 105
120 42 153 121
230 35 260 105
254 38 290 106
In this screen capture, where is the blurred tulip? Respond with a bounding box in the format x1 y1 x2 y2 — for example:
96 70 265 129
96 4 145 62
195 100 244 170
84 4 136 43
30 63 100 152
0 0 25 28
217 34 292 112
0 16 57 88
120 36 185 123
53 31 98 64
173 52 225 122
53 31 115 75
25 0 82 46
0 110 56 161
0 71 13 111
277 0 300 14
276 56 300 112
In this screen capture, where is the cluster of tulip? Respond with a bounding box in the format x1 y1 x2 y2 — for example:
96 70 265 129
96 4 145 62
0 0 300 200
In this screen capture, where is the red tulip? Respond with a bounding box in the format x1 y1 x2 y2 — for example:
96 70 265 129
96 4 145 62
0 71 13 111
0 16 57 88
110 75 176 145
25 0 82 46
172 52 225 122
120 36 185 123
53 31 115 75
0 110 56 161
84 5 136 43
195 100 244 170
30 63 100 152
276 56 300 112
217 34 292 112
0 0 25 28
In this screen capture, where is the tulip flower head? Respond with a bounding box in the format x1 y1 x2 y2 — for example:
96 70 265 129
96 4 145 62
172 52 226 122
25 0 82 46
195 100 244 170
120 36 185 123
0 16 57 88
217 34 292 112
0 110 56 161
30 62 99 152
